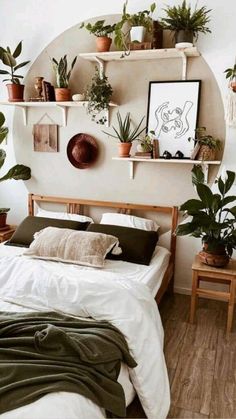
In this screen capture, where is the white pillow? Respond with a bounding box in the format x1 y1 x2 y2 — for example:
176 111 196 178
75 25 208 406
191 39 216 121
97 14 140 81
24 227 121 268
36 208 93 224
100 213 159 232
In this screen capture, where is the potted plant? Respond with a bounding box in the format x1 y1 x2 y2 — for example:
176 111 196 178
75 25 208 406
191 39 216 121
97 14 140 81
161 0 211 46
104 111 145 157
114 1 156 54
85 66 113 125
52 55 77 102
137 133 153 153
224 64 236 93
189 127 221 161
176 166 236 267
80 20 116 52
0 111 31 227
0 41 30 102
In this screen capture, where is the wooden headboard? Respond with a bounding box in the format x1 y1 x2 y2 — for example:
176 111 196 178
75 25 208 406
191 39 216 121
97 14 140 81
28 193 178 302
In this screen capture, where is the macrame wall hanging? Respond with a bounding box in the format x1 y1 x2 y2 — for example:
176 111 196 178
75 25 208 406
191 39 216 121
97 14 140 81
225 60 236 127
33 113 58 152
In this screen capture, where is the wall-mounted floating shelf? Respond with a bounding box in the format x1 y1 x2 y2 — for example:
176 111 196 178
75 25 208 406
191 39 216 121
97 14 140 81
112 157 221 183
0 101 118 127
79 47 200 80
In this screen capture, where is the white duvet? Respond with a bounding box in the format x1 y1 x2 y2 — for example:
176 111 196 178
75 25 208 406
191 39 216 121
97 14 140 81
0 248 170 419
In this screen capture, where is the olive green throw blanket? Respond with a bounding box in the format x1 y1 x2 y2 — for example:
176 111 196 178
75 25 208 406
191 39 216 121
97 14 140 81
0 311 137 417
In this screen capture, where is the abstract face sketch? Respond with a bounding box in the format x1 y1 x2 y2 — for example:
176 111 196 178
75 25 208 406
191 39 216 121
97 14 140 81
147 81 201 158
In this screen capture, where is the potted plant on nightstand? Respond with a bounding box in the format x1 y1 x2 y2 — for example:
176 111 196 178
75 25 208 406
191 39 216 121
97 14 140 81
114 1 156 54
0 41 30 102
224 64 236 92
189 127 221 161
85 66 113 125
52 55 77 102
161 0 211 46
0 111 31 227
80 20 116 52
104 111 145 157
176 166 236 267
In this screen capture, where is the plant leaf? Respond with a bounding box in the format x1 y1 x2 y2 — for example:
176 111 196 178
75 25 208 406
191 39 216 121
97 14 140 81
12 41 22 58
0 127 8 144
2 52 16 67
191 165 204 185
14 61 30 71
0 149 6 169
225 171 235 193
0 112 5 128
180 198 205 212
0 70 10 75
196 183 214 208
0 165 31 182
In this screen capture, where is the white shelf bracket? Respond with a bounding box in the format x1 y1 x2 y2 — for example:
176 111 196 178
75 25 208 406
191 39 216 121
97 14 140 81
129 161 134 179
19 106 27 125
94 57 105 78
57 105 68 127
201 163 209 184
179 50 187 80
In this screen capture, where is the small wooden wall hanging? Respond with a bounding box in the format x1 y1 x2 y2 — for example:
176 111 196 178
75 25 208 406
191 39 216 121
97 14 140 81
33 113 58 152
33 124 58 152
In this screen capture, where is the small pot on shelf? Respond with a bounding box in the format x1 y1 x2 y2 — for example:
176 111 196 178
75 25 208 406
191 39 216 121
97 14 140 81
118 143 132 157
130 26 146 43
96 36 112 52
55 88 71 102
6 84 25 102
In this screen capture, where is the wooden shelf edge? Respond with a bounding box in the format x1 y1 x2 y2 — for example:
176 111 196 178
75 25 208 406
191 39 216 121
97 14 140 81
112 157 221 165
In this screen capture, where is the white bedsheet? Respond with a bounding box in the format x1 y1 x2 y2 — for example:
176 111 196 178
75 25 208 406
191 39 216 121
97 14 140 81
0 244 170 419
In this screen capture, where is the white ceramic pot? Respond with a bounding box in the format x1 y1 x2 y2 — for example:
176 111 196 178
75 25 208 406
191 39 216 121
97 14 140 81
130 26 146 43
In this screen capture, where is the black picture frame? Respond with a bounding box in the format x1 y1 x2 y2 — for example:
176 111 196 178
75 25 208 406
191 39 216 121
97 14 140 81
146 80 201 158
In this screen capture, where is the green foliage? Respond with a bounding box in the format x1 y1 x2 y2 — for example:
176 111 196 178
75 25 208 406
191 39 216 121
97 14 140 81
85 66 113 125
80 20 116 37
176 166 236 257
224 64 236 81
0 41 30 84
139 134 153 152
52 55 77 88
0 111 31 212
161 0 211 38
104 111 145 143
0 208 10 214
189 127 222 150
114 1 156 54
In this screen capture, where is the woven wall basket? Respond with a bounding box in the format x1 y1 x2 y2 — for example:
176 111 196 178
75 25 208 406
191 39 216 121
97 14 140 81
197 145 215 161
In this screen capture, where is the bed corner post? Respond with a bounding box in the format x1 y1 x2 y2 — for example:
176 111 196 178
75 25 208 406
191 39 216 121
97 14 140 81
28 193 34 216
169 206 178 294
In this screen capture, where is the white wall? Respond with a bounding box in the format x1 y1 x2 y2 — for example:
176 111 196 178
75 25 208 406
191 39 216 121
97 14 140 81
0 0 235 293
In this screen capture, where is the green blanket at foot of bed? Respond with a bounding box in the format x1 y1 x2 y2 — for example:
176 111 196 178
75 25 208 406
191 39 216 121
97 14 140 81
0 311 137 417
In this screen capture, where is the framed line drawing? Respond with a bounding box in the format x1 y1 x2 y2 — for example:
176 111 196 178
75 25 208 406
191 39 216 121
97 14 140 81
146 80 201 158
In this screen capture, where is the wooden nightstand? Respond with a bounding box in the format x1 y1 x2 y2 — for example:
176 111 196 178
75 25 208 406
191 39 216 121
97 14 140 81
0 225 16 243
190 255 236 334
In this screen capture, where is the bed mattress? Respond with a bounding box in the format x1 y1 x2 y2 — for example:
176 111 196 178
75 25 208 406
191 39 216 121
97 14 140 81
0 243 170 419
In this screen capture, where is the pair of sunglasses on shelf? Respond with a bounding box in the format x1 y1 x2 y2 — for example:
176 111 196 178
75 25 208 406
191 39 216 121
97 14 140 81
162 150 185 159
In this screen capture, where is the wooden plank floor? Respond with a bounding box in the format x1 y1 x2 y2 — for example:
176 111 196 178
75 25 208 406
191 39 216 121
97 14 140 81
126 293 236 418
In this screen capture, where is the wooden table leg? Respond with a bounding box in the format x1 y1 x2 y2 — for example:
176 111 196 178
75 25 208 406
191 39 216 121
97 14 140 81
190 270 199 324
227 279 236 334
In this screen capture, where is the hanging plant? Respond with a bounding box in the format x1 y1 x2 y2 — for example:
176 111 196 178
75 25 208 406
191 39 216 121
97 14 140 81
85 66 113 125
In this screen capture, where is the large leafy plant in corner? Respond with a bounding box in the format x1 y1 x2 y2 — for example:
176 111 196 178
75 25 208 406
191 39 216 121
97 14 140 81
176 166 236 258
0 111 31 214
0 41 30 84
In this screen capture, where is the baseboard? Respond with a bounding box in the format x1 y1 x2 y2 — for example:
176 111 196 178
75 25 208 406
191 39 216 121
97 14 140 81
174 286 191 295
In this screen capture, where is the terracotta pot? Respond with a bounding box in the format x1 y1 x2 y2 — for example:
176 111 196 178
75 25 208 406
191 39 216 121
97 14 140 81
96 37 112 53
55 88 71 102
175 30 194 44
197 145 215 161
6 84 25 102
230 81 236 92
118 143 132 157
0 213 7 228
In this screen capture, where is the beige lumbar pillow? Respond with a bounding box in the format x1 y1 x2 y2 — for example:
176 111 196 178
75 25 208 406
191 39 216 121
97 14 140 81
24 227 121 268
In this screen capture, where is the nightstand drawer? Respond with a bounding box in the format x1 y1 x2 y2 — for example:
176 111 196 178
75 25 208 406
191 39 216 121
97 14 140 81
0 225 17 243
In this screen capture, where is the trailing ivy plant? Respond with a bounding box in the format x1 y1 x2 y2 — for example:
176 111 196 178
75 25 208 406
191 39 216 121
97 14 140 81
80 20 116 37
0 41 30 84
85 66 113 125
0 111 31 213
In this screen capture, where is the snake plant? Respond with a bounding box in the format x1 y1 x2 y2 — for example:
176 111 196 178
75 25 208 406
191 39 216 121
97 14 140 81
52 55 77 88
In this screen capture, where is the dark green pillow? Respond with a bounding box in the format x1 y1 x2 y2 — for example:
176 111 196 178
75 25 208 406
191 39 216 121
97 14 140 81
87 224 158 265
6 216 90 247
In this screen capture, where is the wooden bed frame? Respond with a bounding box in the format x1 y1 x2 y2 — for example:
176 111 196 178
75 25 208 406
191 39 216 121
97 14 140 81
28 194 178 304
